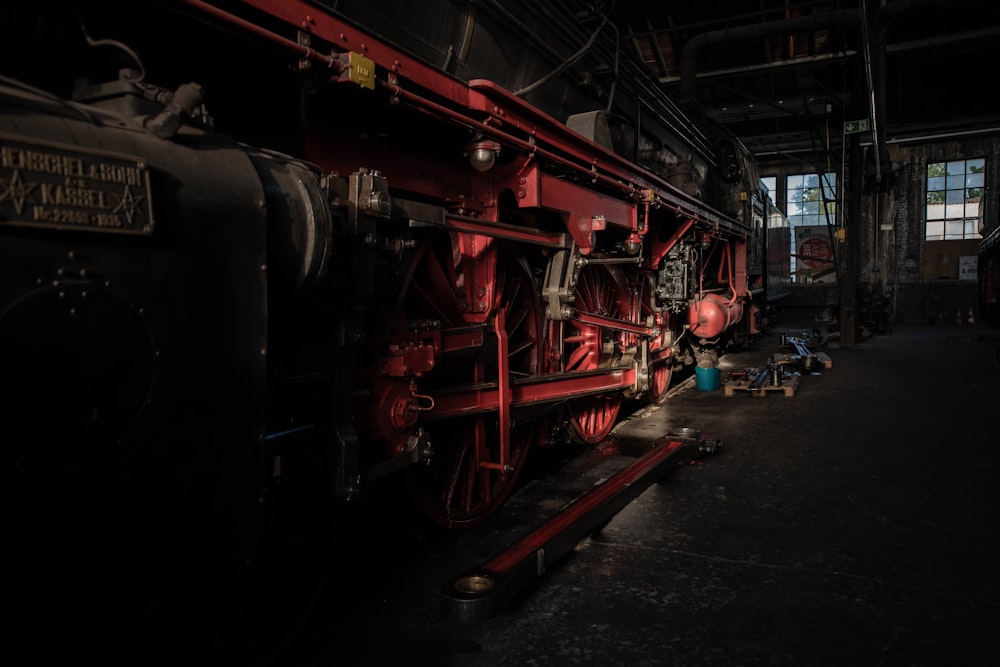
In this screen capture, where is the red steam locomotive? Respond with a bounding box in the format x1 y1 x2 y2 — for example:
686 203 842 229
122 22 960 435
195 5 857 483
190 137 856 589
2 0 785 588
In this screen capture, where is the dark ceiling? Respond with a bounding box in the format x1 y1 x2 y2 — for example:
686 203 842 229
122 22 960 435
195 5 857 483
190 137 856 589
607 0 1000 169
3 0 995 177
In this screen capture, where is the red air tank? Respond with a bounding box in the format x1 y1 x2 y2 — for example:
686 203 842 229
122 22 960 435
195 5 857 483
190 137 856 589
687 294 744 338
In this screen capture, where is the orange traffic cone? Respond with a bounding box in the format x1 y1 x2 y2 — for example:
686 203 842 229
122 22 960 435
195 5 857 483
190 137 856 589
955 308 962 326
968 307 975 326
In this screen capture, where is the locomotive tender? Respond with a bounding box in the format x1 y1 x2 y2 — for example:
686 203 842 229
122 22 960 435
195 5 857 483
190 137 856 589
3 0 784 585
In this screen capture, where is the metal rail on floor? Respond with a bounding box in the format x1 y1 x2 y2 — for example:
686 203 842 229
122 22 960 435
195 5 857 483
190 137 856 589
441 430 722 623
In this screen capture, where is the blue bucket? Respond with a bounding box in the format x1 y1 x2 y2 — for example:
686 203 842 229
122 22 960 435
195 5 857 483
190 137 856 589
695 366 720 391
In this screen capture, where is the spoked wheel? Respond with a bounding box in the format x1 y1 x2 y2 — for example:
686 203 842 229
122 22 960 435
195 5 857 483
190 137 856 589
409 415 542 529
641 288 672 404
646 322 673 404
399 233 542 528
567 392 621 444
647 361 673 404
561 264 628 444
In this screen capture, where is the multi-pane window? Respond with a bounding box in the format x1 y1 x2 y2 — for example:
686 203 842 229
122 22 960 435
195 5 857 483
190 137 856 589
925 158 984 240
760 176 776 201
786 172 837 280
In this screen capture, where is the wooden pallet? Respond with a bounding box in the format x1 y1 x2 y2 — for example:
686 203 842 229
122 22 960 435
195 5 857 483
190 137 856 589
772 351 832 370
723 371 800 397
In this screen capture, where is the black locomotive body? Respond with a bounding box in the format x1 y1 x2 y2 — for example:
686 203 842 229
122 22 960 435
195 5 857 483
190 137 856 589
3 2 789 654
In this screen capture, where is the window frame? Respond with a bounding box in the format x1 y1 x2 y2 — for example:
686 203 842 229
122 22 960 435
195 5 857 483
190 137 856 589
925 157 985 241
784 172 837 282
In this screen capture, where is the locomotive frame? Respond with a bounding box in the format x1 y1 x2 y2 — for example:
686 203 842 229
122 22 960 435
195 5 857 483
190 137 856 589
236 0 770 530
3 0 786 575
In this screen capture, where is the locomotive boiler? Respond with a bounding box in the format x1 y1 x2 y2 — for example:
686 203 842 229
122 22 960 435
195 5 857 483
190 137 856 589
3 0 782 619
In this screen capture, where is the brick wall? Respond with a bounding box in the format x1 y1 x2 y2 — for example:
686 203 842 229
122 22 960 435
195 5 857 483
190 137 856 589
761 132 1000 325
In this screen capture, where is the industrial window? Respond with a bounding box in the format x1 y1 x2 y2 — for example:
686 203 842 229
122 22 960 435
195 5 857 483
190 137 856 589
785 172 837 282
760 176 776 200
925 158 985 240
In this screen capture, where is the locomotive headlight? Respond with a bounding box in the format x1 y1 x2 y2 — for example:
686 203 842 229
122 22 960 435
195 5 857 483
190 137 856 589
468 140 501 172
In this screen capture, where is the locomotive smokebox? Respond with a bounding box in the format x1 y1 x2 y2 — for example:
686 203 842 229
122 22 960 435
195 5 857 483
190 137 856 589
0 73 292 587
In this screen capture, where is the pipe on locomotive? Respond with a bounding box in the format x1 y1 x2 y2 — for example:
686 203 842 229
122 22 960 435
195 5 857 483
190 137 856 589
176 0 749 241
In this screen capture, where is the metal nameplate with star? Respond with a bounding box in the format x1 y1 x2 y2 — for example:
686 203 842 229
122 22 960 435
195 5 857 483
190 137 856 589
0 134 154 235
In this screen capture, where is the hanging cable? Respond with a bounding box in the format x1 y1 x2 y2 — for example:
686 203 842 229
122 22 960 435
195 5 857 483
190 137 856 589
858 0 881 184
513 11 610 97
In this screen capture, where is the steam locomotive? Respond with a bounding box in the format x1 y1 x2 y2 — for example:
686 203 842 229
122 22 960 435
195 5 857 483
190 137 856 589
4 1 784 644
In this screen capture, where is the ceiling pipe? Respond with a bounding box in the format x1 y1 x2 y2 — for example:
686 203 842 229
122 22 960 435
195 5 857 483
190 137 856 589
866 0 983 183
678 9 860 106
880 0 982 22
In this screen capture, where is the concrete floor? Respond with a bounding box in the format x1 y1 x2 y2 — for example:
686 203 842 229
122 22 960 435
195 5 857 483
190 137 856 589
274 321 1000 667
29 321 996 666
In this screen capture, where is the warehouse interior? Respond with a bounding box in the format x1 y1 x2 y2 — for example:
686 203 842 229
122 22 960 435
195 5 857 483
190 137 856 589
304 0 1000 336
3 0 997 329
609 0 1000 331
3 2 999 666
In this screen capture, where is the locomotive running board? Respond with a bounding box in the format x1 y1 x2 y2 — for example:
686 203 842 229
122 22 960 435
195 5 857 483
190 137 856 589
441 431 720 623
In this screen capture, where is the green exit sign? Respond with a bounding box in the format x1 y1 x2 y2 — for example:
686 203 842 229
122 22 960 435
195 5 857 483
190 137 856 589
844 118 871 134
